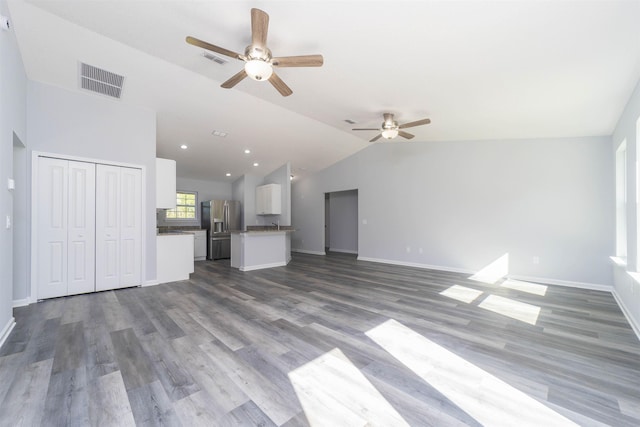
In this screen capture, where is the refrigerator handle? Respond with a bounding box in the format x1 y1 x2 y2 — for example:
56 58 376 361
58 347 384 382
224 204 228 232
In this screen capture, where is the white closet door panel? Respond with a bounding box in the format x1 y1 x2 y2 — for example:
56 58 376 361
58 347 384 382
96 164 121 291
67 161 96 295
37 157 68 299
119 167 142 287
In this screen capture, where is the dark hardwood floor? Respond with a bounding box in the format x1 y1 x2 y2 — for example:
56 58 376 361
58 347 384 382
1 253 639 426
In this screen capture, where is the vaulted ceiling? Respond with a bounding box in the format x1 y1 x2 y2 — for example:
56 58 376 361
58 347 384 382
9 0 640 181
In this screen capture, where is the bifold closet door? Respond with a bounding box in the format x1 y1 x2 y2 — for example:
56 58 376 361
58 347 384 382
95 164 142 291
37 157 95 299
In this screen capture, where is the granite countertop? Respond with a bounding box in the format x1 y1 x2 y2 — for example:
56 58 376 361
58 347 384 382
233 225 296 234
157 231 191 236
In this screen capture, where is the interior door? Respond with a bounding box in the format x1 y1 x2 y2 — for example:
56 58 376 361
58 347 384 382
67 161 96 295
119 167 142 287
37 157 69 299
95 164 121 291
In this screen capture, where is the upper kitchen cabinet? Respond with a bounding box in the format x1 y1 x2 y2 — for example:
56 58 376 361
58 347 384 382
256 183 281 215
156 158 176 209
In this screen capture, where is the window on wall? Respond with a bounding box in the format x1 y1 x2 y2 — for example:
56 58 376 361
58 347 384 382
616 140 627 260
165 191 197 220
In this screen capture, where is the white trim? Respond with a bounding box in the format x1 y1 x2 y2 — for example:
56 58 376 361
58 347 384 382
612 289 640 341
142 280 160 287
356 257 612 292
508 274 612 292
240 261 287 272
292 249 326 256
329 248 358 254
357 256 474 275
0 317 16 350
12 298 30 308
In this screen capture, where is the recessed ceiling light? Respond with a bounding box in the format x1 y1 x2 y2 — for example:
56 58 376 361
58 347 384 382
180 144 188 150
253 162 259 167
212 130 227 137
225 172 231 177
244 149 251 154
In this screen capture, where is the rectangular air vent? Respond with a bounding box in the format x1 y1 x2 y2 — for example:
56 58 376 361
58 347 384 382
344 119 357 124
79 62 125 99
202 51 227 65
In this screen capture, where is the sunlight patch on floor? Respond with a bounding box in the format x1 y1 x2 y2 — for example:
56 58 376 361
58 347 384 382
469 253 509 284
288 348 409 427
501 279 548 296
366 319 578 427
478 295 541 325
440 285 484 303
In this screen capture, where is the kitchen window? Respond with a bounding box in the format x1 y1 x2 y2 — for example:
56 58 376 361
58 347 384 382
165 191 197 220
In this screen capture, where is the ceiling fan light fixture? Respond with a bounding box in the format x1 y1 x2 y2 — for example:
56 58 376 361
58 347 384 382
381 128 399 139
245 59 273 81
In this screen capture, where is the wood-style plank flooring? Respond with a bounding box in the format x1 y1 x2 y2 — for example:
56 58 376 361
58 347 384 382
1 253 639 426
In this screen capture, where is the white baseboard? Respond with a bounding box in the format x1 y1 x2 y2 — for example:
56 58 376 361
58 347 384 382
0 317 16 350
142 280 160 287
508 274 612 292
356 257 612 292
612 289 640 341
240 261 287 272
12 298 30 308
356 256 474 275
329 248 358 254
292 249 326 256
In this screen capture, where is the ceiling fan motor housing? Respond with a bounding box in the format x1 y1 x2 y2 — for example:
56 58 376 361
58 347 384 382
244 46 273 81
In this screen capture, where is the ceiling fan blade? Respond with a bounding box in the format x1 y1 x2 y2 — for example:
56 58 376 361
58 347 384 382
268 72 293 96
186 36 242 60
272 55 324 67
399 118 431 129
370 134 383 142
398 130 415 139
251 8 269 47
352 128 380 131
221 69 248 89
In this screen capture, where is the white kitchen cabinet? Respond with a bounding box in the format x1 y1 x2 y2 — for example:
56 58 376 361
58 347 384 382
156 157 176 209
184 230 207 261
256 183 281 215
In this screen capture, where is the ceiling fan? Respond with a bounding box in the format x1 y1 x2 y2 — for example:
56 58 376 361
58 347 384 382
186 8 323 97
353 113 431 142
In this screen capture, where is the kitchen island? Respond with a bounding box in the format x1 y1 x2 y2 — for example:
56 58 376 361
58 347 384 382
230 227 293 271
156 232 194 284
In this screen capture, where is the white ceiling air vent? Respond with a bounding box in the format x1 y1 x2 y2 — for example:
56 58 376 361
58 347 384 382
79 62 125 99
202 51 227 65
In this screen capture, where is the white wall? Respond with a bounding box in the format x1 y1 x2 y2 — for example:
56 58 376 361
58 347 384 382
329 190 358 254
0 0 27 342
27 81 157 292
292 136 613 287
611 77 640 335
157 176 232 227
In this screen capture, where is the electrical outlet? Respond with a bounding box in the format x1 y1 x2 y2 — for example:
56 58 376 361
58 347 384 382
362 219 367 225
419 248 423 254
533 256 540 264
406 246 411 253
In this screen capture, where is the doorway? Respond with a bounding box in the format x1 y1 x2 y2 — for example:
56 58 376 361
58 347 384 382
324 189 358 255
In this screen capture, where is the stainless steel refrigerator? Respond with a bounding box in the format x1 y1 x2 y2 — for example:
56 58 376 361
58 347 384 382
201 200 241 260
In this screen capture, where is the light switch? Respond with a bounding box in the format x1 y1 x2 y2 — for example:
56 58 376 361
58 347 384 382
362 219 367 225
7 178 15 190
6 215 10 229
